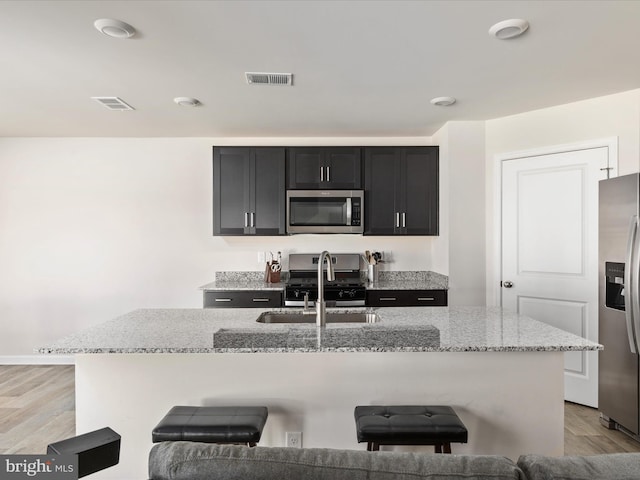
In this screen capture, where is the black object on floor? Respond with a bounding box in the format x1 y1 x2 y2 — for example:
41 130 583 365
47 427 121 478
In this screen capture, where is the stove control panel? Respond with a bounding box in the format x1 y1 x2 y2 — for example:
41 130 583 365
284 286 366 307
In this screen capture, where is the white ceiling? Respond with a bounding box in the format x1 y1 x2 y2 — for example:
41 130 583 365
2 0 640 138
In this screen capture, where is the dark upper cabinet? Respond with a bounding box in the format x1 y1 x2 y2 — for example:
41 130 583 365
287 147 362 189
364 147 439 235
213 147 286 236
364 148 398 235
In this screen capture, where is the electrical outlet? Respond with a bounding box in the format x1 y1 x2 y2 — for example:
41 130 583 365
257 251 266 263
286 431 302 448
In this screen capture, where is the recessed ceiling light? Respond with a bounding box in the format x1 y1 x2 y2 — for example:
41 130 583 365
173 97 201 107
489 19 529 40
430 96 456 107
94 19 136 39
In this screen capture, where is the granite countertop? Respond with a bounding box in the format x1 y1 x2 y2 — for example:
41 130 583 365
199 271 286 291
200 271 449 291
38 306 601 355
365 271 448 290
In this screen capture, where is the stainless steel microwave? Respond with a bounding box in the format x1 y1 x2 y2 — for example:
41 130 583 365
286 190 364 234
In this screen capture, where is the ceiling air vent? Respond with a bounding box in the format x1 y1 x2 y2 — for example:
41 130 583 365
245 72 293 86
91 97 135 111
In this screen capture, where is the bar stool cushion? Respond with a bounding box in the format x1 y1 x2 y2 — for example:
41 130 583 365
152 406 268 444
354 405 468 446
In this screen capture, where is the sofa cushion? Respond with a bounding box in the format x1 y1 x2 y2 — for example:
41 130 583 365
517 453 640 480
149 442 524 480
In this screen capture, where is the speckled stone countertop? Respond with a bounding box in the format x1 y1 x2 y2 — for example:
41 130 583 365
199 271 286 291
366 271 448 290
38 307 601 354
200 270 448 291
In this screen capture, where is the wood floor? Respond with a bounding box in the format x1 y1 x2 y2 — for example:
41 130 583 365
0 365 75 454
564 401 640 455
1 365 640 456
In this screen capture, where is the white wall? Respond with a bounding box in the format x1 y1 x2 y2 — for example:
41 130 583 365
0 138 213 359
433 121 486 305
485 89 640 305
0 136 442 359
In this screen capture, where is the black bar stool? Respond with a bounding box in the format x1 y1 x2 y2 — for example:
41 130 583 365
354 405 468 453
152 406 268 447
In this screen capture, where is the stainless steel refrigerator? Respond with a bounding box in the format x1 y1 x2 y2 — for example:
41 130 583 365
599 173 640 438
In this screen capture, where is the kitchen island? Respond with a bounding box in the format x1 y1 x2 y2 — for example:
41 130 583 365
40 307 601 480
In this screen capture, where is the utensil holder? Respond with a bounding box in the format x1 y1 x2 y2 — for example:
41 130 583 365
268 270 281 283
367 264 379 284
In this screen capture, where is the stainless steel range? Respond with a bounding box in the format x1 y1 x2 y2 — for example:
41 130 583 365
285 253 366 307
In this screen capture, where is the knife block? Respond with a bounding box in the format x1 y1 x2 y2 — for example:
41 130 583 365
268 270 281 283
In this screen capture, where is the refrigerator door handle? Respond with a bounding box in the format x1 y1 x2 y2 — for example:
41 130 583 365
632 215 640 353
625 215 639 353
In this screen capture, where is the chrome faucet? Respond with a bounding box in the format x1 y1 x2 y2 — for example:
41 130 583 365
316 250 335 327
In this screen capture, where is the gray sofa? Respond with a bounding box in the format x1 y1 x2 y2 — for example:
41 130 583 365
149 442 640 480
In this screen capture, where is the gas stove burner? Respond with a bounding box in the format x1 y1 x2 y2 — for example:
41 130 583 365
284 284 366 307
285 253 366 307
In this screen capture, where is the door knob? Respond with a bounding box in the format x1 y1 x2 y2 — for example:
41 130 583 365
503 281 514 288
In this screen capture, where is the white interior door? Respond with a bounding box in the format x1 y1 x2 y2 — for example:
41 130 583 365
501 146 610 407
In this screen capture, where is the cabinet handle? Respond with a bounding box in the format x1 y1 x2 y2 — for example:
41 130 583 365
417 297 435 301
402 212 406 228
250 212 255 228
320 167 324 182
379 297 397 301
326 166 330 182
214 298 232 302
252 298 271 302
244 212 249 228
395 213 400 228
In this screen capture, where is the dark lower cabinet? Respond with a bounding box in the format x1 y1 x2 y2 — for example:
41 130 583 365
203 290 283 308
213 147 285 235
287 147 362 189
366 289 447 307
364 147 439 235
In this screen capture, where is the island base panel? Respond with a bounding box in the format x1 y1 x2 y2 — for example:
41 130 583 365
75 351 564 480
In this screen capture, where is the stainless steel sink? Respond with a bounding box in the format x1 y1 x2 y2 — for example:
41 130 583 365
256 312 379 324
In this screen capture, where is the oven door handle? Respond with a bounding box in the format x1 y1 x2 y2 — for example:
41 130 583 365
346 197 352 226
